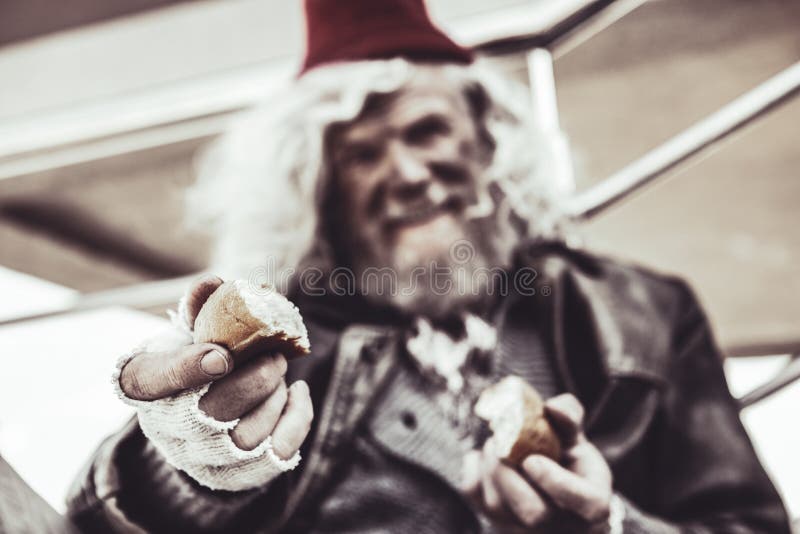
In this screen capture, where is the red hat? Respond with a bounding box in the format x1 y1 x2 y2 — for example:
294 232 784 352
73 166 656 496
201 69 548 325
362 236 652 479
300 0 473 75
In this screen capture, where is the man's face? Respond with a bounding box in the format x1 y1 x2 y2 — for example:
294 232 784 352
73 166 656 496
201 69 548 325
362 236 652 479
326 75 517 316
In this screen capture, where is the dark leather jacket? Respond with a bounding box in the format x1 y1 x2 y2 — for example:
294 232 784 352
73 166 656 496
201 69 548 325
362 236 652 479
66 242 791 533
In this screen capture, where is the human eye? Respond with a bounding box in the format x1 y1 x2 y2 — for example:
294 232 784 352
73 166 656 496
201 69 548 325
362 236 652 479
404 116 451 145
341 143 380 167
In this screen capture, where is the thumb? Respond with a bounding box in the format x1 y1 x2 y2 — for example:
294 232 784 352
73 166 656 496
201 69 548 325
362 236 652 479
544 393 586 447
119 343 233 400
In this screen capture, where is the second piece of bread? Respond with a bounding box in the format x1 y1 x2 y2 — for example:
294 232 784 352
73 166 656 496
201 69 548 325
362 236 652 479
475 375 561 465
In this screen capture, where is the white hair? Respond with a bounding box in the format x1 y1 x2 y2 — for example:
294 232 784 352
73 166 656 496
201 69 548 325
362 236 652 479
186 58 571 282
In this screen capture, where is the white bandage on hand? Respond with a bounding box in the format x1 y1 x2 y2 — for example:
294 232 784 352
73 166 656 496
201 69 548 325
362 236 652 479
111 311 301 492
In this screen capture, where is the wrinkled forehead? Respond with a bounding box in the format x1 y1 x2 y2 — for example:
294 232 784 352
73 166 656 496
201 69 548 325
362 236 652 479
330 79 472 145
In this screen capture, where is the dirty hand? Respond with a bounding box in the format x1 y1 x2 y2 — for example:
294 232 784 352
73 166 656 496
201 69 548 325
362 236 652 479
118 275 313 460
460 393 612 532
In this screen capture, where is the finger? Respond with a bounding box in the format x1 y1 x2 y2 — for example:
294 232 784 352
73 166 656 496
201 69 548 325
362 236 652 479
566 441 613 490
200 353 287 421
522 455 610 523
544 394 611 488
544 393 585 446
119 343 232 400
480 439 505 516
270 381 314 460
459 450 483 495
183 274 224 328
492 463 549 528
481 469 504 517
230 381 289 450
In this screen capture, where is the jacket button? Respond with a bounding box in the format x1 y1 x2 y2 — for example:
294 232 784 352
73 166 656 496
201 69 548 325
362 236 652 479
401 410 417 430
360 336 389 363
359 345 377 363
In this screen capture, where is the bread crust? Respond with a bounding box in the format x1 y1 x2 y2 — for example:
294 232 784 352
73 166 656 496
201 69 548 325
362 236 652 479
193 281 310 362
505 383 561 465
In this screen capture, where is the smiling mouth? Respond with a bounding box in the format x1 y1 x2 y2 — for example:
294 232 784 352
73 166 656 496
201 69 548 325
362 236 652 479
384 198 464 232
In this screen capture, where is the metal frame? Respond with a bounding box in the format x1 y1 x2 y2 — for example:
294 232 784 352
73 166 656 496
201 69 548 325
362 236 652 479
526 48 575 197
472 0 646 58
738 354 800 409
567 61 800 220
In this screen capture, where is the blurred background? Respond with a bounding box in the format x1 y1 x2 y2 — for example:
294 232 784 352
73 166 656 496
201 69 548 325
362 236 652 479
0 0 798 523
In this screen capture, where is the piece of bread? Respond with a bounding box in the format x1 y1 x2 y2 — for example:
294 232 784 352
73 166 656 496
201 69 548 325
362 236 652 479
193 280 310 362
475 376 561 465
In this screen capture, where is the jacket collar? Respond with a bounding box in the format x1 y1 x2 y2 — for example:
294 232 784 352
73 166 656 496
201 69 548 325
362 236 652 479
517 240 671 388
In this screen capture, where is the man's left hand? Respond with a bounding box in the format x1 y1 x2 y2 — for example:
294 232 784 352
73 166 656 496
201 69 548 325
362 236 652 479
460 393 613 531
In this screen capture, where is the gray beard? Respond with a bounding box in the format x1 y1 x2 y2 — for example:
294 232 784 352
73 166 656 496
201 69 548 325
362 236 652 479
355 217 519 319
383 254 497 319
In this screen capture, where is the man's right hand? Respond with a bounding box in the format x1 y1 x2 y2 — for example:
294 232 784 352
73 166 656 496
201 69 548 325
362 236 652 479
118 275 314 460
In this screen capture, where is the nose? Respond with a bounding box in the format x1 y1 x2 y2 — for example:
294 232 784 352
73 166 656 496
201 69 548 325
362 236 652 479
386 142 430 201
